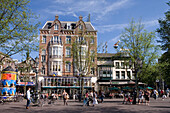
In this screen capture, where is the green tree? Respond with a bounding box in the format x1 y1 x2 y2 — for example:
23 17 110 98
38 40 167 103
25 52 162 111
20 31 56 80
71 35 96 100
119 20 160 88
0 0 40 63
157 1 170 87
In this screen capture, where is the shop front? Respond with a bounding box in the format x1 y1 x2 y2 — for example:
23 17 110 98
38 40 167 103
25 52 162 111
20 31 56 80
41 76 93 98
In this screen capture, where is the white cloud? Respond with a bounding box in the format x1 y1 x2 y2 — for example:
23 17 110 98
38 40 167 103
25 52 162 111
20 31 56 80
43 0 131 22
95 23 128 33
142 20 158 28
96 0 130 20
95 19 158 33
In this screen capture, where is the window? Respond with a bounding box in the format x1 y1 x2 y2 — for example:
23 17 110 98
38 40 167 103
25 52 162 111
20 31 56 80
116 62 119 69
53 61 58 71
77 37 86 44
116 71 120 79
41 55 46 62
79 25 83 30
121 62 125 69
103 71 107 77
66 47 71 57
91 68 94 75
42 35 46 43
52 36 62 44
121 71 125 79
66 36 71 44
91 38 94 44
54 24 59 30
127 71 131 79
67 23 71 29
53 36 58 43
52 47 62 57
42 68 45 75
66 63 71 72
42 49 46 55
80 47 86 56
53 47 58 55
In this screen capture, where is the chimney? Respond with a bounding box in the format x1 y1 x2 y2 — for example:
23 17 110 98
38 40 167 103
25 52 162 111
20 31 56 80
55 14 59 20
79 15 83 21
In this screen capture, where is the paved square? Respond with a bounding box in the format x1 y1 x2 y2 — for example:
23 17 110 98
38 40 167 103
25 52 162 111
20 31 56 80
1 98 170 113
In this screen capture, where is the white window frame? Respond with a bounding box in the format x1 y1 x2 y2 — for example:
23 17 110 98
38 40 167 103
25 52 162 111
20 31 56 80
66 63 71 72
66 47 71 57
66 36 71 44
54 24 59 30
42 35 46 43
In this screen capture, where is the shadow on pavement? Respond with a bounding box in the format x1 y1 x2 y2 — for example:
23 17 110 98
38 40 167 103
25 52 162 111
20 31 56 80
152 106 170 108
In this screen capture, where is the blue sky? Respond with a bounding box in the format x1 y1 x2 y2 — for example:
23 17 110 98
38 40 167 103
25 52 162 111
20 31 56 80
11 0 169 61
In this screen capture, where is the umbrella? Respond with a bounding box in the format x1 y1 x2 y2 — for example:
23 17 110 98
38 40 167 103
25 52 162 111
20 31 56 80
122 86 133 90
138 86 144 89
145 87 153 90
109 87 119 90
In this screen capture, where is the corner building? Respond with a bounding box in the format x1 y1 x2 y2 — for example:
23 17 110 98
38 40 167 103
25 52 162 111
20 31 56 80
39 15 97 95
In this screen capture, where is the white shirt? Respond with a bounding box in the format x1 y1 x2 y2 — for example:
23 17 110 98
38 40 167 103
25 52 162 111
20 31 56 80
27 90 31 99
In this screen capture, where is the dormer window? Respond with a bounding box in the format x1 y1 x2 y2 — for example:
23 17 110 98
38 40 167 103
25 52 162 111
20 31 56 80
54 24 59 30
67 23 71 30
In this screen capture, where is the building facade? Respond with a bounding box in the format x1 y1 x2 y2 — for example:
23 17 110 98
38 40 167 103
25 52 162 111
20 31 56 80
97 53 136 93
39 15 97 95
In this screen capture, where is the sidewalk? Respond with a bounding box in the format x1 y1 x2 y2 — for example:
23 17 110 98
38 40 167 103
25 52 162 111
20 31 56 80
0 98 170 113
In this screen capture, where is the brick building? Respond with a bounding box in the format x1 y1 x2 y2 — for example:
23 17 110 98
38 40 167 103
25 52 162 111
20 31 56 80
39 15 97 95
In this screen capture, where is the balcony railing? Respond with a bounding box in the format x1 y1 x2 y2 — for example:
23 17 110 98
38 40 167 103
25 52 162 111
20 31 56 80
50 41 63 45
49 55 62 59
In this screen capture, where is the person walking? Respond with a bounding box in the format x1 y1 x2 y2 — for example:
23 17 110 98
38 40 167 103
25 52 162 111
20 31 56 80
138 89 142 104
63 90 69 106
145 89 150 106
26 87 31 109
100 91 105 103
153 89 158 100
166 88 169 98
93 91 98 107
83 91 89 106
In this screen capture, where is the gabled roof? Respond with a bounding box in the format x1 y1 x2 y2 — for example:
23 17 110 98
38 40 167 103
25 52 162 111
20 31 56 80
41 21 96 31
97 53 116 58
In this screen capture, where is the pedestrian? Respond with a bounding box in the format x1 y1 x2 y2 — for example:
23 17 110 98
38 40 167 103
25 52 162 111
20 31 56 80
161 89 164 97
145 89 150 106
138 89 142 104
166 88 169 98
26 87 31 109
83 91 89 106
122 91 127 104
92 91 98 107
153 89 158 100
63 90 69 106
162 92 167 100
100 91 105 103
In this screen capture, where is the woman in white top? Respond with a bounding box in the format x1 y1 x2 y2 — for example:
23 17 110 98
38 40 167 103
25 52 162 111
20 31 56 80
93 91 98 106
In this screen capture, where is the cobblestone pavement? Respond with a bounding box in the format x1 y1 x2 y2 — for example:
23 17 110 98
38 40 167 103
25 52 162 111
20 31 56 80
1 98 170 113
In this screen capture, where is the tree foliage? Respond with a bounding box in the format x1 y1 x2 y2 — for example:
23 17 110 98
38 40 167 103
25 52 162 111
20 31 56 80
71 35 96 76
120 20 160 82
0 0 40 63
157 1 170 87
